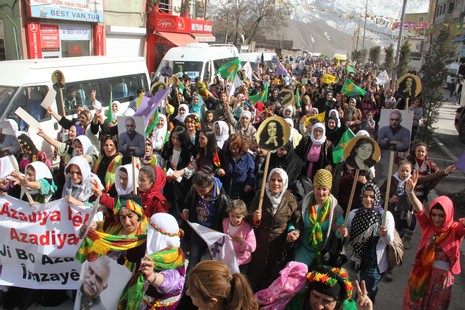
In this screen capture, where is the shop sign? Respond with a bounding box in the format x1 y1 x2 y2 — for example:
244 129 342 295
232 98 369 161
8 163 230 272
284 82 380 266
27 0 104 23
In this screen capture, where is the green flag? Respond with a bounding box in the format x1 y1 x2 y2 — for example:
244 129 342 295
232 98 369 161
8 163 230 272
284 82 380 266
347 66 356 73
145 109 159 136
178 83 185 92
295 88 301 108
332 128 355 164
341 79 366 97
218 58 241 81
249 86 269 103
106 93 114 123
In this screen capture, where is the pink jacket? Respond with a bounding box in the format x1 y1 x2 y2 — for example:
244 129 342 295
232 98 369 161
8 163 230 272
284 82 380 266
222 218 257 266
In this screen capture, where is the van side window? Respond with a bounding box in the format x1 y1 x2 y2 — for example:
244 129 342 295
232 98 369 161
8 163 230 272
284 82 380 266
60 82 102 115
9 85 49 131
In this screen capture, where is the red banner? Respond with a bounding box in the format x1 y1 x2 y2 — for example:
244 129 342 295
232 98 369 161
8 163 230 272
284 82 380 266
93 24 105 56
149 11 213 35
26 22 43 59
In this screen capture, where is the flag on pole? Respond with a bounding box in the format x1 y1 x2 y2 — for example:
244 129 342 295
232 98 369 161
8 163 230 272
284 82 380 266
134 93 153 117
304 112 326 127
295 88 301 108
375 70 390 86
187 221 239 273
218 58 241 81
144 87 170 128
341 79 367 97
106 93 114 123
274 58 288 76
145 109 159 136
321 73 337 84
347 66 356 73
332 128 355 164
249 85 269 103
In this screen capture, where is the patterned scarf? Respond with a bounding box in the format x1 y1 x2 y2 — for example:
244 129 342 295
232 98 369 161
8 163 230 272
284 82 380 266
307 195 331 262
408 224 454 301
348 208 381 270
75 227 147 264
93 155 122 192
118 248 185 310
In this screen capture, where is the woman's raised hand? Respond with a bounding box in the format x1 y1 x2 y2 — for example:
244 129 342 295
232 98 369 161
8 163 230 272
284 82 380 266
405 170 419 193
90 179 102 197
355 280 373 310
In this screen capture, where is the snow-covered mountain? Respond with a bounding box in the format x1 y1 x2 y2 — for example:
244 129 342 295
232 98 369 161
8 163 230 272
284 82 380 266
280 0 430 55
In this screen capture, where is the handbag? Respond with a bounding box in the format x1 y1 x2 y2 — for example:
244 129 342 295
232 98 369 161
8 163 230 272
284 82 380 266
387 229 405 268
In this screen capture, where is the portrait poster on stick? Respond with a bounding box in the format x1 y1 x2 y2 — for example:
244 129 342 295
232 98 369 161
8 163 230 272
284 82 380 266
376 109 414 153
343 136 381 171
256 116 290 151
117 116 146 157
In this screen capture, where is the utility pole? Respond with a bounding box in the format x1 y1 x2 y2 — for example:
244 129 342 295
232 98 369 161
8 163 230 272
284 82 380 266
392 0 408 91
362 0 368 49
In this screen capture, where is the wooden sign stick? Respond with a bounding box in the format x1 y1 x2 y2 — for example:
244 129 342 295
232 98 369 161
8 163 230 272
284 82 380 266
7 155 34 205
257 151 271 212
59 88 66 117
132 156 138 195
343 169 360 226
382 152 395 226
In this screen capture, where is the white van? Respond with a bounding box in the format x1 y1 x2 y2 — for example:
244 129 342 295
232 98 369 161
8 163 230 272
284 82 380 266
0 56 150 164
154 43 239 83
238 52 277 72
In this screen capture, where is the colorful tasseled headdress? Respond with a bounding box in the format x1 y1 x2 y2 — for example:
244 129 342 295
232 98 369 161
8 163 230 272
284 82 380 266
113 195 144 219
307 266 353 301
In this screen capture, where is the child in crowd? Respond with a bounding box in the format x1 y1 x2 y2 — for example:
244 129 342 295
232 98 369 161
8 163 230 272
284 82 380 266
409 98 424 141
361 110 376 138
222 199 256 274
201 110 215 131
379 158 413 281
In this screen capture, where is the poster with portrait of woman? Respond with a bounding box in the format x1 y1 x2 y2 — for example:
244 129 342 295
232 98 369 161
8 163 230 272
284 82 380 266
343 136 381 171
257 116 290 151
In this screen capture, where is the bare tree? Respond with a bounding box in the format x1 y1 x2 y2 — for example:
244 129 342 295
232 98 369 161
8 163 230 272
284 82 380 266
209 0 291 45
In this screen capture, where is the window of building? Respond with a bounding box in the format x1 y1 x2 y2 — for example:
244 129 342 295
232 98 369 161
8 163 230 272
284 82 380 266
449 2 455 13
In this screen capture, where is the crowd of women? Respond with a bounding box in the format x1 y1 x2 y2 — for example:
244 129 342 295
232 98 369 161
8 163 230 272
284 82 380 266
0 54 463 310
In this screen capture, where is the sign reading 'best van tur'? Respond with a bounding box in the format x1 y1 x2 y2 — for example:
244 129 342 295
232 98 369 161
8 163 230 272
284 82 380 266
27 0 104 23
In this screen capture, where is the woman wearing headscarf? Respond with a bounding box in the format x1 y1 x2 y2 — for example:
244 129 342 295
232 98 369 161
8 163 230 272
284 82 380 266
10 161 57 204
92 135 122 196
294 169 344 269
190 94 205 121
143 138 158 167
214 120 229 149
185 113 201 145
62 156 103 207
121 213 185 310
295 122 334 180
247 168 302 290
172 103 189 128
285 118 302 148
151 114 168 153
402 171 465 309
17 133 51 172
72 135 99 166
225 108 257 144
339 183 394 302
343 97 362 134
138 165 169 218
268 140 306 191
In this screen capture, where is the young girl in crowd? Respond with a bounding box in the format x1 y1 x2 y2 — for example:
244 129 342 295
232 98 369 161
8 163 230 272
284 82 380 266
409 98 424 141
361 110 376 138
222 199 256 274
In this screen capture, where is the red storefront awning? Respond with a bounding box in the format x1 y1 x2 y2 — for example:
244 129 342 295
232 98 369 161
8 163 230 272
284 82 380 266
156 31 197 46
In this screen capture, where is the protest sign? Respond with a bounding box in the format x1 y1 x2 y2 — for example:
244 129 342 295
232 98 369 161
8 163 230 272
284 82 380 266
0 196 92 289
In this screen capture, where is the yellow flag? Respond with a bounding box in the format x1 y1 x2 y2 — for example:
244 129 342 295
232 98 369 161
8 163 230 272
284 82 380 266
304 112 326 127
321 73 337 84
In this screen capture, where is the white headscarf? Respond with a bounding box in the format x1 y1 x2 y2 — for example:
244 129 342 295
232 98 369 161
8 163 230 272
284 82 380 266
152 114 168 151
215 121 229 149
310 123 326 146
124 108 136 116
0 156 16 179
62 156 103 201
147 213 182 254
283 105 294 117
22 161 54 198
7 119 19 137
72 135 96 157
356 130 370 137
265 168 289 212
115 164 138 196
174 104 189 123
329 109 341 128
240 110 252 120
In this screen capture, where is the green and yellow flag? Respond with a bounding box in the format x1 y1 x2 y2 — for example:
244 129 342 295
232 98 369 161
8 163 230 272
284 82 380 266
332 128 355 164
218 58 241 81
295 88 301 108
304 112 326 127
347 66 356 73
249 85 269 103
341 79 367 97
321 73 337 84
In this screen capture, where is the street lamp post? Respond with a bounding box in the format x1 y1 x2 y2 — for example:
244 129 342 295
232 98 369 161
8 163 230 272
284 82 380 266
392 0 408 91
